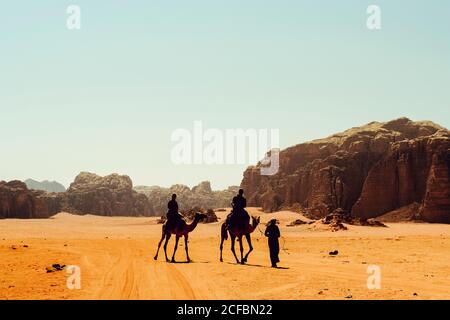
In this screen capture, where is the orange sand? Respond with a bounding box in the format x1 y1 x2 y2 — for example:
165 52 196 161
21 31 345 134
1 208 450 300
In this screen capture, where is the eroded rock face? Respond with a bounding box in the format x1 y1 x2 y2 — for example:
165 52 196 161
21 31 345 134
0 181 61 218
241 118 450 223
135 182 239 215
352 131 450 221
64 172 153 216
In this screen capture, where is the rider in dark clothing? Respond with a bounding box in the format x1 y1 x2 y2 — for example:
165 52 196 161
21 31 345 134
232 193 247 211
265 219 280 268
226 189 250 227
166 194 183 228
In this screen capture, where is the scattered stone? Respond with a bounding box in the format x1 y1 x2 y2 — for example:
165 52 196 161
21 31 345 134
204 209 219 223
23 245 29 248
413 293 418 296
183 208 218 223
46 264 66 273
287 219 307 227
313 209 387 232
345 294 353 299
329 250 339 256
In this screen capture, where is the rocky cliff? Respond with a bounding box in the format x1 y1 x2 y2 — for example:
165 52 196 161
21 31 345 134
64 172 154 216
135 181 239 215
241 118 450 223
0 181 62 219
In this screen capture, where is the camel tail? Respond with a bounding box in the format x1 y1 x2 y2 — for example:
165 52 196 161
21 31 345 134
221 223 228 240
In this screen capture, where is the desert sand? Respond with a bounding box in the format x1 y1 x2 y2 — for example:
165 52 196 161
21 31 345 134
1 208 449 300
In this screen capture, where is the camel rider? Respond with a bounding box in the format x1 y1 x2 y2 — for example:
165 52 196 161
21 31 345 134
227 189 250 227
167 194 183 228
232 189 247 212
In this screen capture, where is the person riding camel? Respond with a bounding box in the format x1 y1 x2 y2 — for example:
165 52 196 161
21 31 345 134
166 194 184 229
226 189 250 228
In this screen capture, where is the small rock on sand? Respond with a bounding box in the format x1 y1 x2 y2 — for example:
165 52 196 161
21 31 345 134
329 250 339 256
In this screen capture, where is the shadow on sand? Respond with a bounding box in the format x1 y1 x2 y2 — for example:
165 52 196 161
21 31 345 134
225 262 289 269
154 260 210 264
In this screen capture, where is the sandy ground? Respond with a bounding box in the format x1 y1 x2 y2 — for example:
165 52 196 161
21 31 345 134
1 208 450 300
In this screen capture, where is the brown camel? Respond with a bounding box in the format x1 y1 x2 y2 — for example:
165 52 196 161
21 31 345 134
154 212 207 263
220 215 260 264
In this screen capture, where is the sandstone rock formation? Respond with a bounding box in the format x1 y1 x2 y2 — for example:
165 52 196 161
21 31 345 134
184 208 219 223
241 118 450 223
135 182 239 215
24 179 66 193
64 172 153 216
0 181 61 218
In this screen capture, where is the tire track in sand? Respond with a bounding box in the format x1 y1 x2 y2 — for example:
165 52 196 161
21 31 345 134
92 241 196 299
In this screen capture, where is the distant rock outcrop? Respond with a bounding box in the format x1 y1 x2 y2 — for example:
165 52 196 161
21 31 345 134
0 181 62 218
64 172 153 216
135 182 239 215
241 118 450 223
24 179 66 193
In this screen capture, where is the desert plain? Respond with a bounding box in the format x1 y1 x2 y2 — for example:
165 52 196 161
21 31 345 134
1 208 449 300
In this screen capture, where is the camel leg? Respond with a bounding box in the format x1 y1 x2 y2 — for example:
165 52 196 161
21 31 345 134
184 235 191 263
154 231 166 260
171 235 180 263
243 233 253 263
163 233 172 262
230 235 240 264
238 236 245 264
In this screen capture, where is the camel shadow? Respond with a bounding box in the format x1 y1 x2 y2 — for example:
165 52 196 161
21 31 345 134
225 262 289 269
225 262 267 268
171 260 210 264
153 259 210 264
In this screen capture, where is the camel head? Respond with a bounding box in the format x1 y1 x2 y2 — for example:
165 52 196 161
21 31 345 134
251 216 260 228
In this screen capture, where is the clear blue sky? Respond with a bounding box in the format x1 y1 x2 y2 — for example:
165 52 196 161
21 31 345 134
1 0 449 189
